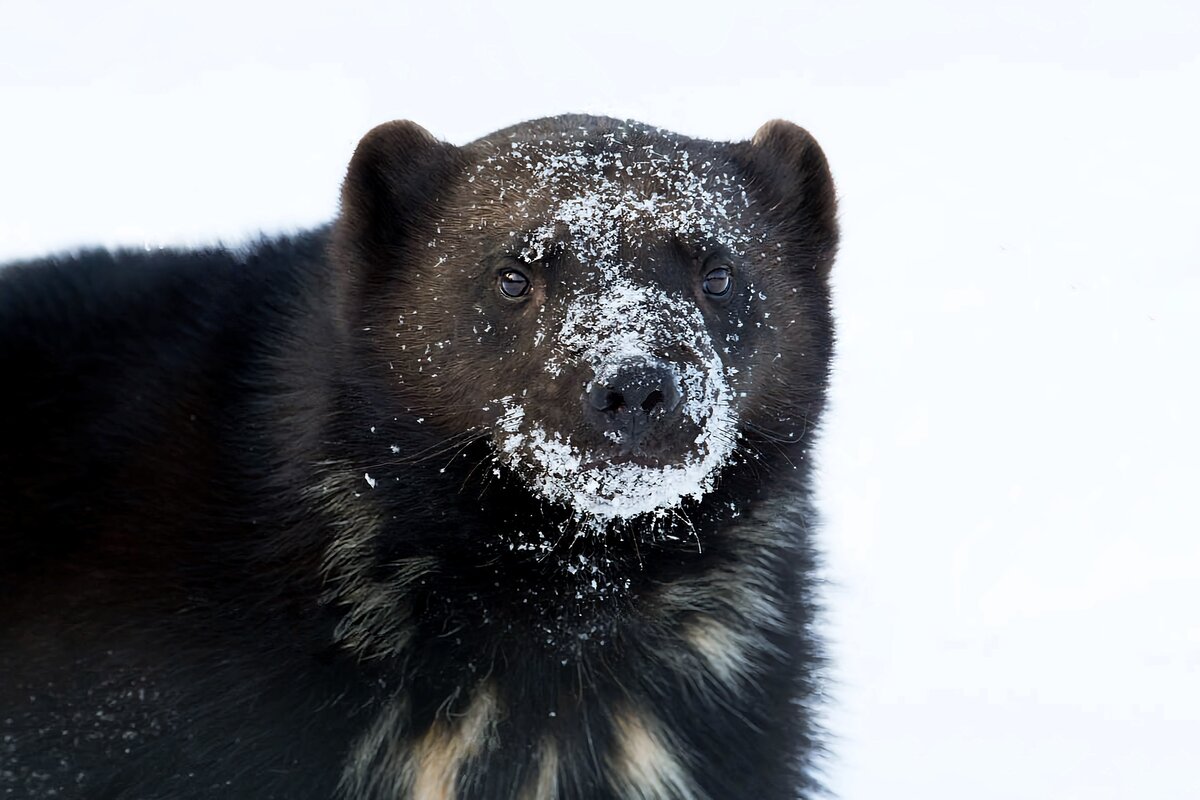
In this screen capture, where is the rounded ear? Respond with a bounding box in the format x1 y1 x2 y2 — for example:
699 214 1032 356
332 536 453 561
741 120 839 277
331 121 464 320
335 120 461 254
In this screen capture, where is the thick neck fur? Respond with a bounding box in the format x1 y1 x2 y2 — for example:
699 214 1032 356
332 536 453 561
283 326 823 800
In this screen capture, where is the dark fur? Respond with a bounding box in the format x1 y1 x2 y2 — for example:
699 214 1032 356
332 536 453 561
0 116 838 799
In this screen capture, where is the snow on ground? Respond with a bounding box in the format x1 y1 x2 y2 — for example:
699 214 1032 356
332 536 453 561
3 2 1198 797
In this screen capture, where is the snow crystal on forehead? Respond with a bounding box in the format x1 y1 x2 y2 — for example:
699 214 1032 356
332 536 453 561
475 129 758 266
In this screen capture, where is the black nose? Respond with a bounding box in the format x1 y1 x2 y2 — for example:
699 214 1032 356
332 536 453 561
587 362 682 416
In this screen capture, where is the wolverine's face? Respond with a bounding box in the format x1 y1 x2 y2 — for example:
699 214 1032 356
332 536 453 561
385 128 771 527
349 120 835 531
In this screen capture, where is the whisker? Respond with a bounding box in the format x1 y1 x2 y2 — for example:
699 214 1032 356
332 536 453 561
437 432 490 474
462 447 502 497
536 517 574 563
393 428 485 466
671 508 702 554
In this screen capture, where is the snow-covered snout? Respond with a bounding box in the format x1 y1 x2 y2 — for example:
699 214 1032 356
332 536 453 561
575 281 717 457
494 271 738 525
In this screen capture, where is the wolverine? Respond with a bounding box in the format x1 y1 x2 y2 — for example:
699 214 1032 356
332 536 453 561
0 115 838 799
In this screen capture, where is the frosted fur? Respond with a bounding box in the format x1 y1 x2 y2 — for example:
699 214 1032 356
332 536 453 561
464 128 753 524
506 132 757 264
498 279 737 522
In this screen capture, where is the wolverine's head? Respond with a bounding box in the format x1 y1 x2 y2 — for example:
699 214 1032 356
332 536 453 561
333 116 837 531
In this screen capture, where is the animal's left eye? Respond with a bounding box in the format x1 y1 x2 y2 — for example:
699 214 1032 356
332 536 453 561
702 266 732 297
499 269 531 298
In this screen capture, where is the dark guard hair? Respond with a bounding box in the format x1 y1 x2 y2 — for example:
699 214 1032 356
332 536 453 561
0 115 838 800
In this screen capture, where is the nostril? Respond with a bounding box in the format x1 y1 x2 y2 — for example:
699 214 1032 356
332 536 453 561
641 390 665 413
588 383 626 413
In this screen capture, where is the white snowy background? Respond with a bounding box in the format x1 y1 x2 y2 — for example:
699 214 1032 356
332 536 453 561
2 2 1198 798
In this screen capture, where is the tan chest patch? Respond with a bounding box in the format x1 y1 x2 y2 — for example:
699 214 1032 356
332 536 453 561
609 707 700 800
682 616 758 686
517 735 560 800
408 685 498 799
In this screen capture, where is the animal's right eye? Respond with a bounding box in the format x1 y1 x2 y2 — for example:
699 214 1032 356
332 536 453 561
702 265 733 298
498 269 531 298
